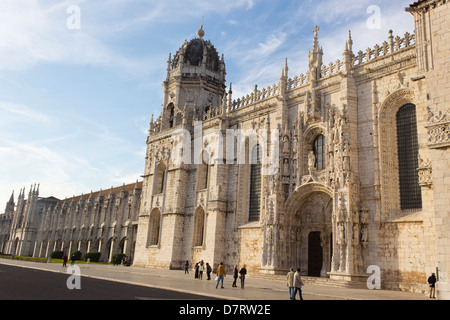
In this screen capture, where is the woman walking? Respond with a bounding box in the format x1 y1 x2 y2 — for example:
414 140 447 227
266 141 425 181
239 265 247 289
232 265 238 287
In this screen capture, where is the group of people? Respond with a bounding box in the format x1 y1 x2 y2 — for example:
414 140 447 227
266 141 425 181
62 254 76 267
184 260 248 289
231 264 247 289
215 262 247 289
187 260 213 280
287 268 304 300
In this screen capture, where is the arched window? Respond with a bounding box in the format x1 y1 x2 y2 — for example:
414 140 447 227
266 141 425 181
197 151 209 190
167 103 175 128
193 208 205 247
148 209 161 246
154 163 166 195
313 135 326 171
396 103 422 209
249 145 262 222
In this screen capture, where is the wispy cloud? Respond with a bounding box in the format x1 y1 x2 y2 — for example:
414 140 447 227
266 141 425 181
0 101 52 124
0 0 154 76
248 33 287 61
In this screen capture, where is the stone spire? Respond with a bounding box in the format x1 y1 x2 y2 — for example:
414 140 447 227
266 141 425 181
5 191 15 213
345 30 353 52
308 26 323 82
343 30 354 73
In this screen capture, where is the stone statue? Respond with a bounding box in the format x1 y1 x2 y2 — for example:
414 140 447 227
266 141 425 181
308 151 316 175
282 136 290 154
337 223 345 245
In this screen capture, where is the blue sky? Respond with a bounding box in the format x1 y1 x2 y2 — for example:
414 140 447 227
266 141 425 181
0 0 415 208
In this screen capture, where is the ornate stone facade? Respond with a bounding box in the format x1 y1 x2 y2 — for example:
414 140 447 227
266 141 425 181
1 0 449 298
132 0 450 297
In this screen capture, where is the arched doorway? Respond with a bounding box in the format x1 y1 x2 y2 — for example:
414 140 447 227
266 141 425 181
308 232 323 277
284 184 333 277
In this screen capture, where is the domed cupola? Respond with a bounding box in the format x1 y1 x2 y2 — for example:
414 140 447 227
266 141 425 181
169 25 225 82
159 25 227 131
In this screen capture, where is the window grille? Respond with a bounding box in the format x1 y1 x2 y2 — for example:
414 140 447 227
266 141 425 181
149 210 161 246
396 103 422 210
249 145 261 222
313 135 326 171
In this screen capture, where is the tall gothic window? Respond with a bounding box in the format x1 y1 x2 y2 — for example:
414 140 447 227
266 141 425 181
396 103 422 210
197 151 209 190
154 163 166 194
148 209 161 246
193 208 205 247
249 145 262 222
313 134 326 171
168 103 175 128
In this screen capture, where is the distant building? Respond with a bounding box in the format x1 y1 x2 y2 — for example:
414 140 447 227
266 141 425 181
0 182 142 263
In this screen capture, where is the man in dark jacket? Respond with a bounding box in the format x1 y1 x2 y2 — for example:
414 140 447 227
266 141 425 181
428 273 437 298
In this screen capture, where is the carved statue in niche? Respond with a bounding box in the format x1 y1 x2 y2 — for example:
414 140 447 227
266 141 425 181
342 156 350 186
353 223 360 246
361 225 368 247
266 226 273 244
282 136 290 154
265 226 274 266
308 151 316 175
292 158 298 179
289 228 296 242
283 159 290 177
337 223 345 245
327 152 334 186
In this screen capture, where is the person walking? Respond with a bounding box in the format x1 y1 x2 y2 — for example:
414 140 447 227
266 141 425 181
70 254 76 266
239 265 247 289
287 268 295 300
184 260 190 274
63 254 68 267
216 262 226 289
194 262 199 279
428 273 437 298
206 262 212 280
232 265 238 287
293 268 304 300
199 260 204 280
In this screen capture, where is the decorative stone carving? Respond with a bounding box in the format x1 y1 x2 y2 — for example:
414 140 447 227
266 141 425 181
426 107 450 148
417 157 433 187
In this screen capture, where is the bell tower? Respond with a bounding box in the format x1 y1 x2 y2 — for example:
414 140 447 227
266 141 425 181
135 25 227 270
158 25 227 132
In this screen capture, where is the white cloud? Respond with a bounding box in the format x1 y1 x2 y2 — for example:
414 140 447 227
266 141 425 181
251 33 287 60
0 0 154 76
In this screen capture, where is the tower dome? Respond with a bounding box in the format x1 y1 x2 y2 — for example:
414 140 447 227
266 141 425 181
159 25 226 132
170 25 223 74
